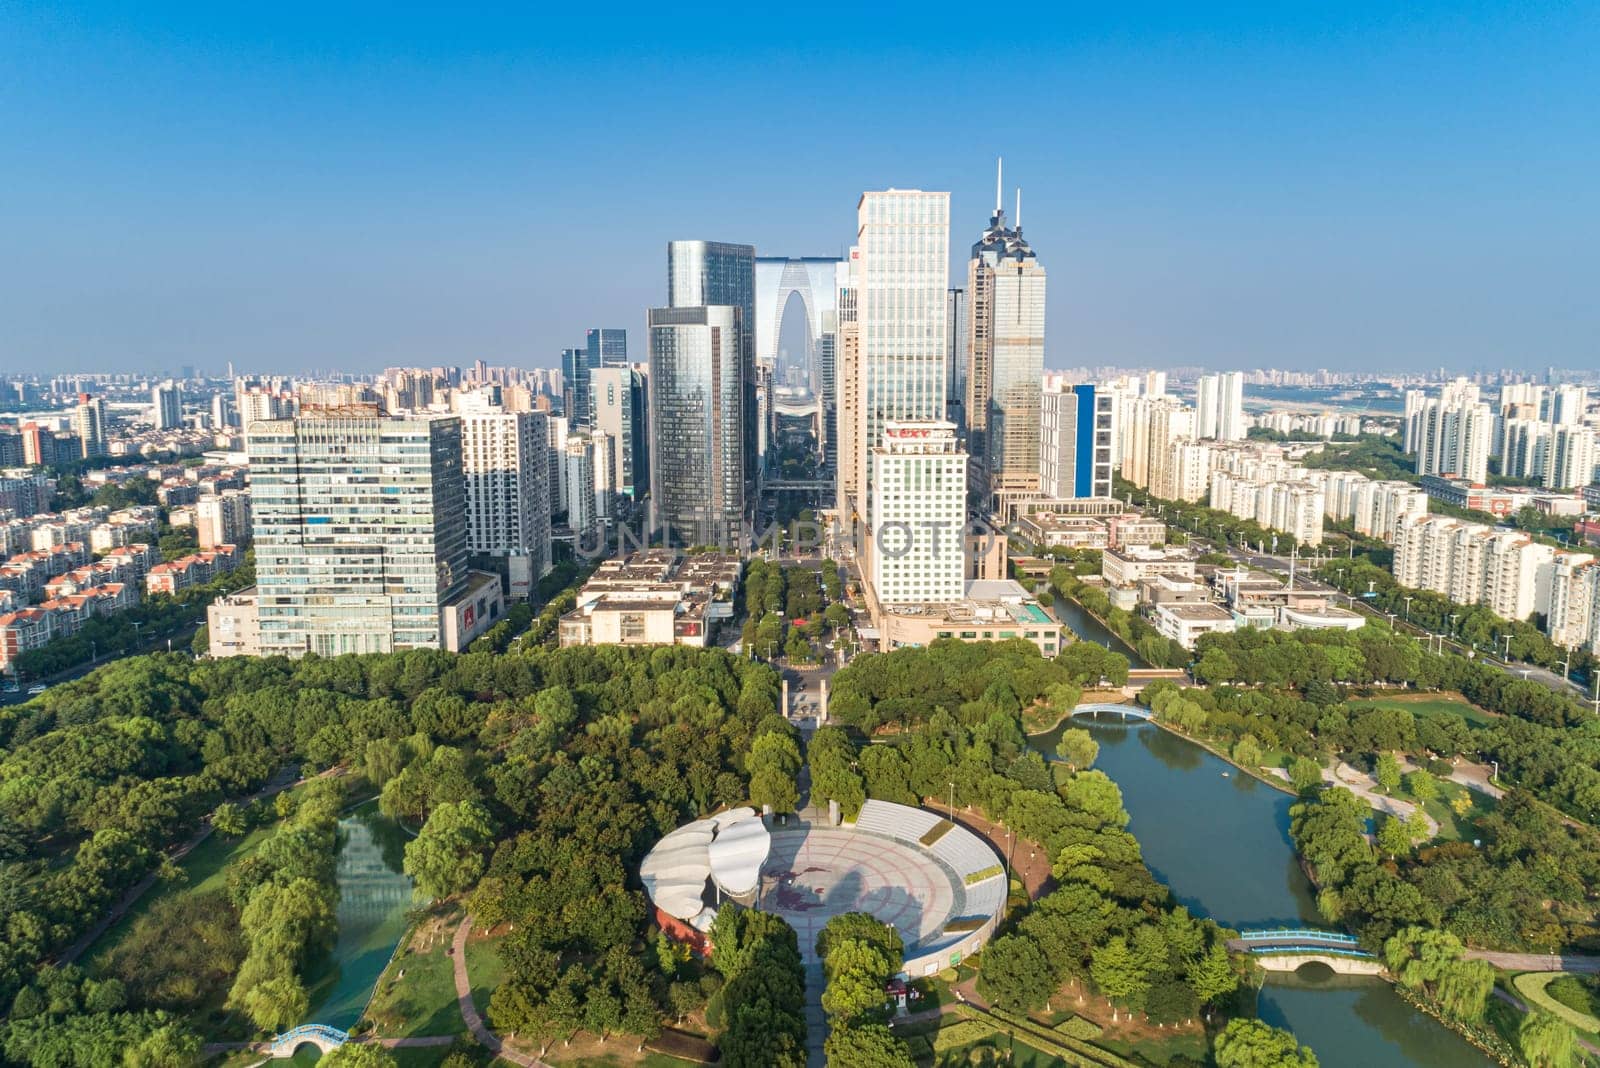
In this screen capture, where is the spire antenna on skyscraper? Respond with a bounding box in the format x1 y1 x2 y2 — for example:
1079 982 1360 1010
1015 188 1022 230
995 157 1003 213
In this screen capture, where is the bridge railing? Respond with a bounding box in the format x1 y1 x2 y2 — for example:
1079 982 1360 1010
1239 928 1361 945
269 1023 349 1050
1248 945 1376 959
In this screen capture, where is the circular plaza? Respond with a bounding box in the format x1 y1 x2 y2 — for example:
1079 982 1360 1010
641 800 1005 976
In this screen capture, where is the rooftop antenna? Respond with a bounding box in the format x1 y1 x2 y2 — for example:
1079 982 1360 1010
995 157 1003 214
1015 187 1022 229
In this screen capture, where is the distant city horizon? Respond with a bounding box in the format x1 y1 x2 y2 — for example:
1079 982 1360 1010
4 7 1597 375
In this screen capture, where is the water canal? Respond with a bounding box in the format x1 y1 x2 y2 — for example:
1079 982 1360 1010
1029 715 1490 1066
1051 597 1148 668
305 799 417 1033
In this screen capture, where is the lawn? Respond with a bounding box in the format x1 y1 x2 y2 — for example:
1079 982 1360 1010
362 910 468 1039
1420 779 1498 842
464 927 508 1012
1346 693 1496 727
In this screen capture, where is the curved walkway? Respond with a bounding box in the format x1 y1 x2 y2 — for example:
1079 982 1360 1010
452 916 550 1067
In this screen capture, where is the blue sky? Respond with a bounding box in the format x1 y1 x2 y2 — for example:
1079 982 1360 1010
1 3 1595 375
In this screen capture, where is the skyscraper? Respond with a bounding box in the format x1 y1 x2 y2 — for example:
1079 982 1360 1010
854 189 950 515
152 381 183 430
1039 383 1114 499
1195 372 1245 441
667 240 757 500
586 328 629 369
560 346 591 426
457 391 553 595
1410 380 1492 483
965 168 1045 515
946 288 968 434
834 248 862 520
590 366 637 500
73 394 107 458
648 305 745 546
249 410 501 655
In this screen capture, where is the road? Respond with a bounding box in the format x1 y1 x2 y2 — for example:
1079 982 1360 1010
1 613 204 706
1465 950 1600 974
1219 545 1592 702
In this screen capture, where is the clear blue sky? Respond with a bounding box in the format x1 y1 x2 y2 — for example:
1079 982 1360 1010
1 3 1595 376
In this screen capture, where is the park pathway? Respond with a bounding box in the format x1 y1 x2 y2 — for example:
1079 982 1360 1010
451 916 550 1068
58 764 329 966
1466 950 1600 974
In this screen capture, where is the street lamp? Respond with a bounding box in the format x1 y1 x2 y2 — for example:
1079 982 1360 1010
948 782 956 823
1403 596 1413 621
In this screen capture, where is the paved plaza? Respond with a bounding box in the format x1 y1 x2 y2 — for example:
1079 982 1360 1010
760 823 961 962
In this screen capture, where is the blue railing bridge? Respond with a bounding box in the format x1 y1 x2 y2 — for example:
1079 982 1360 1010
1236 928 1374 958
1068 702 1154 722
269 1023 349 1056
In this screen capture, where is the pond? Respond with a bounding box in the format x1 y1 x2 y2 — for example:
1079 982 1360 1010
304 799 417 1033
1029 713 1491 1066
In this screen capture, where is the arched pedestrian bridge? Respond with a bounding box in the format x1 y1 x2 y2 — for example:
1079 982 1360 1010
269 1024 349 1056
1231 928 1383 975
1069 702 1154 722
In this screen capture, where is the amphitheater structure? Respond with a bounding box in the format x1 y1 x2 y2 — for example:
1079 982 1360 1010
640 799 1006 976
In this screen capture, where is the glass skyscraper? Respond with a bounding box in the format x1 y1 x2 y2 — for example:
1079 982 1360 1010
586 328 628 369
648 305 745 546
854 191 950 515
669 241 755 485
966 187 1045 515
249 411 473 656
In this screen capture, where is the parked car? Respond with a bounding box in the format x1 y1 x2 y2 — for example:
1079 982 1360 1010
26 685 47 696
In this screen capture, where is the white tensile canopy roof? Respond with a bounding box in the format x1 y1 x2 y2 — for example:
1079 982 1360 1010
707 811 769 896
640 807 771 922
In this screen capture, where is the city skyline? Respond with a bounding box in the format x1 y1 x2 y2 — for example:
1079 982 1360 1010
3 6 1598 375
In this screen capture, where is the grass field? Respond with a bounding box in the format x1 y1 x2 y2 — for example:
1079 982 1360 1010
82 817 276 967
362 909 468 1039
1420 778 1499 842
464 928 508 1013
1347 693 1496 727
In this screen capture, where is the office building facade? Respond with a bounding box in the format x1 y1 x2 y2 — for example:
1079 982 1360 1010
965 187 1045 513
854 189 950 515
586 328 629 369
1039 383 1114 500
648 305 746 546
869 421 967 605
249 411 494 656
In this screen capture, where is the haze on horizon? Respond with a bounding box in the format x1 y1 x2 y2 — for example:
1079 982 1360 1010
1 3 1596 377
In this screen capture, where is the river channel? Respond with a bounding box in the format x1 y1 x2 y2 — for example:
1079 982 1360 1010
305 800 416 1033
1029 715 1491 1066
1051 598 1148 668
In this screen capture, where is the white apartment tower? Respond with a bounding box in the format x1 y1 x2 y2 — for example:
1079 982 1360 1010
152 382 183 430
1195 372 1245 441
1411 391 1492 483
458 394 553 591
869 421 967 605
